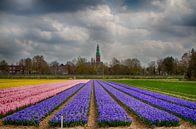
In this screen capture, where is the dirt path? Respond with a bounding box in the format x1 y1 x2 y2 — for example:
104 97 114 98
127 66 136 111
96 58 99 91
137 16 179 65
86 83 97 129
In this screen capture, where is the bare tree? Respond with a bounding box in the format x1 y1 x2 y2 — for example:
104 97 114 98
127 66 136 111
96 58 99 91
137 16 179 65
146 61 156 75
50 61 59 75
123 58 141 75
186 49 196 80
0 60 8 74
19 58 32 74
32 55 49 74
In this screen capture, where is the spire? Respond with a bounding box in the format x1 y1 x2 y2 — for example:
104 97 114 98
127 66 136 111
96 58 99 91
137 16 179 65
96 44 100 56
96 44 101 63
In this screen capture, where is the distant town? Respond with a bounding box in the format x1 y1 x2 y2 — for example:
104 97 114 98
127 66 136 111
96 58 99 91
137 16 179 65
0 46 195 80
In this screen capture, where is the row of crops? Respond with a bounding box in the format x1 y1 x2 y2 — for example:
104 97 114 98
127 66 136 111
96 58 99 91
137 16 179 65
0 80 196 127
0 80 88 117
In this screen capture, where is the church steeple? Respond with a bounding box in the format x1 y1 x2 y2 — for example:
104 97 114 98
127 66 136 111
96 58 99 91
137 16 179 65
96 44 100 63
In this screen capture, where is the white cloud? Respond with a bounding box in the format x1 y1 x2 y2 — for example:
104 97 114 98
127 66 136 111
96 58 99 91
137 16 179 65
36 18 90 42
0 26 25 36
57 26 89 42
39 31 52 40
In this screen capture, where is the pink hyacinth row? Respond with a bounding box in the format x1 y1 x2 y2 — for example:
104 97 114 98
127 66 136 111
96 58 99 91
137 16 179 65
0 81 79 104
0 80 88 116
0 82 74 98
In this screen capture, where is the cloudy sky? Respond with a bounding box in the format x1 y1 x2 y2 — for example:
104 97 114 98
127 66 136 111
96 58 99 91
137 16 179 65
0 0 195 66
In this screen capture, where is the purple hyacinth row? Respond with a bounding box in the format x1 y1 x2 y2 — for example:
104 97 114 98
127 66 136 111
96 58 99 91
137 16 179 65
109 82 196 109
108 82 196 124
94 80 131 127
49 81 92 127
98 81 179 126
3 83 84 126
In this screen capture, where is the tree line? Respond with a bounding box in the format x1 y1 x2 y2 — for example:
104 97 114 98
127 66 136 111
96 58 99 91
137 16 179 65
0 49 195 80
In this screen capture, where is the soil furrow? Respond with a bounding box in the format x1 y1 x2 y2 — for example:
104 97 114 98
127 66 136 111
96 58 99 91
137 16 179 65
86 81 97 129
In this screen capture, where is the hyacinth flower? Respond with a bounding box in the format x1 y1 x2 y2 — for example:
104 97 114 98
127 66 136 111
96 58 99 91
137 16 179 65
94 80 131 127
109 82 196 109
98 80 179 127
49 81 92 127
0 80 88 117
108 82 196 124
3 83 85 126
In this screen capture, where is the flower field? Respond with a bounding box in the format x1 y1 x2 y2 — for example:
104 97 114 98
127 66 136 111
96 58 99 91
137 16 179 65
0 80 88 117
0 79 69 89
0 79 195 129
107 82 196 123
94 81 131 127
3 83 85 126
49 80 92 127
108 82 196 109
98 81 180 126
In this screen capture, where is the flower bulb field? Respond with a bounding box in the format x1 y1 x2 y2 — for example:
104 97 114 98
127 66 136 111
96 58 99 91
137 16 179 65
0 79 195 129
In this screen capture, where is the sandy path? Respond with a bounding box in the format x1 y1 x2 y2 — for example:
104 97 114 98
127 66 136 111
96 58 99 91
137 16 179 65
86 83 97 129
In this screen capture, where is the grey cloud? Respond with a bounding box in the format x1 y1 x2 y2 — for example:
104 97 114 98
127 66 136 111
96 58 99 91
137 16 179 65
181 13 196 27
0 0 104 15
121 0 165 12
0 0 195 66
0 36 32 63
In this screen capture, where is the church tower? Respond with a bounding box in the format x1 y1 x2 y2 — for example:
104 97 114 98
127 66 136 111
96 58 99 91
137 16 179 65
96 44 101 63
